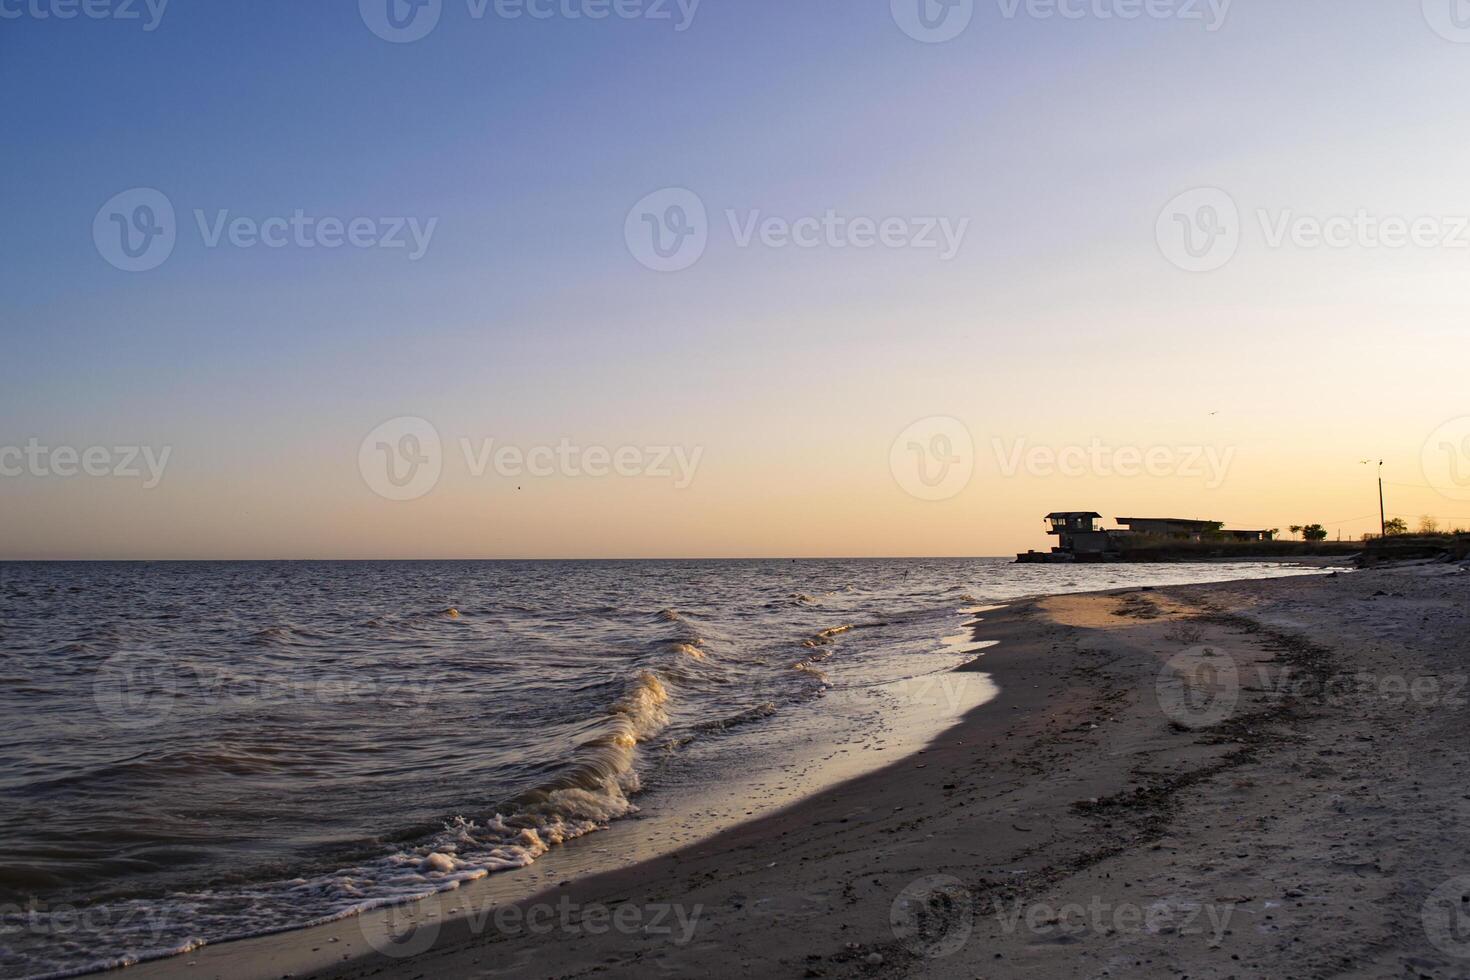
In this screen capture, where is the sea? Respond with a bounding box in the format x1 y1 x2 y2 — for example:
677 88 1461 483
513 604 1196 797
0 558 1327 978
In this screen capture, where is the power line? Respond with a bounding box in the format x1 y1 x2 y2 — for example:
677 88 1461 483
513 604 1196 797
1384 480 1470 492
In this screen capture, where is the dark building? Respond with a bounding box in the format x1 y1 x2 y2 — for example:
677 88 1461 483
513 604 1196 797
1019 513 1277 562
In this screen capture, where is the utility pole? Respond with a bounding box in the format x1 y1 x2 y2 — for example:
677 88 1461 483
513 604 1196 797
1377 460 1386 537
1362 459 1387 538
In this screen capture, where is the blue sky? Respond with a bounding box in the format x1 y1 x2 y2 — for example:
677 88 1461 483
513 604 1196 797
3 1 1469 557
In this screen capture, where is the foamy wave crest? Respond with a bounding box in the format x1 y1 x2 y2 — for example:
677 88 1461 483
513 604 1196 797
402 670 673 890
11 668 681 980
792 661 831 685
801 624 854 651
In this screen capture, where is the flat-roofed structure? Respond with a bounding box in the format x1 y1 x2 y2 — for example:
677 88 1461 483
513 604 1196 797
1114 517 1223 540
1020 513 1279 561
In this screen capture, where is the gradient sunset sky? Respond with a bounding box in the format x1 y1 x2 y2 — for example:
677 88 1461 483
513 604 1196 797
2 0 1468 559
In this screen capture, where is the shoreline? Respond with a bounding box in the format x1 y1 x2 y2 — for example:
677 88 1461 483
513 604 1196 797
114 595 1093 980
117 558 1470 978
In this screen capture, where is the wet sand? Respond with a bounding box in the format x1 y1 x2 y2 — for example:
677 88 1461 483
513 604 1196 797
128 559 1470 979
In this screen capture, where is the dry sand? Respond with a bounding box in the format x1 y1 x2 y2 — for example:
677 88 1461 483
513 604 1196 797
131 561 1470 979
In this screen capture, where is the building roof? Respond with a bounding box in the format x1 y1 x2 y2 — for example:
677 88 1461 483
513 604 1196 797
1046 512 1101 519
1115 517 1220 527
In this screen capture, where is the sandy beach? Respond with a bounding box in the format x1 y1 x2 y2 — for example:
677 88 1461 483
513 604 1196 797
124 560 1470 979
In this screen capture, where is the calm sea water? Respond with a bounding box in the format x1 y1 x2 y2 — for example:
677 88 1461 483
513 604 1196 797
0 558 1325 977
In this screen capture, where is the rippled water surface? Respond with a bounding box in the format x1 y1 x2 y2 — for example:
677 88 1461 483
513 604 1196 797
0 558 1325 977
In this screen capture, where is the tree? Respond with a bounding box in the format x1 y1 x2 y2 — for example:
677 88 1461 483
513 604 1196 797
1302 524 1328 542
1383 517 1408 536
1289 524 1304 540
1419 515 1440 534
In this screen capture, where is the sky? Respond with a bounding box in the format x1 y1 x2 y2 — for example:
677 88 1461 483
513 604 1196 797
2 0 1468 560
